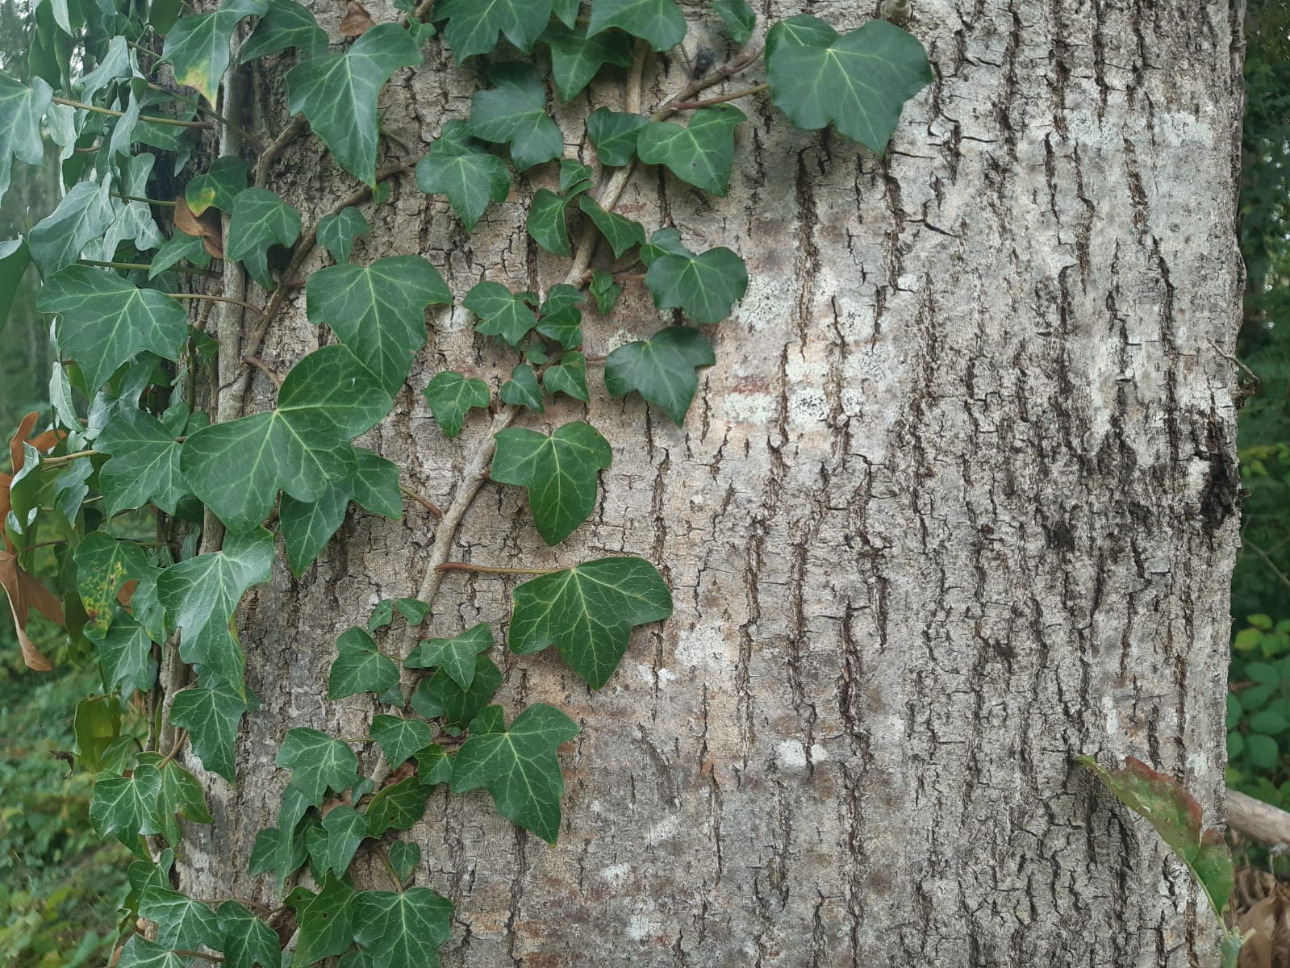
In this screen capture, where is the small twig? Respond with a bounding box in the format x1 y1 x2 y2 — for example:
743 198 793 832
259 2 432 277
1209 338 1260 387
670 82 769 112
436 562 559 576
80 258 216 277
157 731 188 769
169 292 262 315
374 846 404 892
112 193 177 207
652 45 764 122
241 356 283 389
51 96 215 129
400 482 445 517
146 81 265 152
1244 539 1290 593
255 116 308 188
39 449 97 467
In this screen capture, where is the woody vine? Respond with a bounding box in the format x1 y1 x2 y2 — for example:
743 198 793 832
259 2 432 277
1 0 934 963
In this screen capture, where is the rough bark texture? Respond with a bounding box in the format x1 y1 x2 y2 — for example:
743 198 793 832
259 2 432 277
177 2 1246 965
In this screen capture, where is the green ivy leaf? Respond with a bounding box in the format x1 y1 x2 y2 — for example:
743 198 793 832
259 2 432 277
587 0 686 51
280 483 349 576
491 422 611 545
416 744 453 784
589 267 621 314
90 763 163 846
605 326 715 425
509 557 673 688
116 936 188 968
240 0 328 63
369 714 432 767
226 187 302 289
137 752 215 846
764 15 932 152
74 532 153 636
463 280 539 347
423 371 490 439
501 363 544 411
181 346 392 531
637 105 744 196
186 156 250 215
318 805 367 875
364 775 432 836
587 107 647 167
386 841 420 882
353 888 453 968
405 622 492 690
287 23 424 185
73 695 121 773
277 728 361 805
434 0 551 59
28 179 114 276
396 597 432 623
415 120 511 232
535 284 583 348
150 232 211 280
577 195 645 258
306 255 452 394
542 350 589 402
541 21 633 101
96 617 157 695
292 873 359 966
156 528 275 690
643 234 748 324
317 206 371 264
526 189 577 256
410 654 502 728
450 703 578 844
139 885 221 949
167 683 256 782
217 901 282 968
37 265 188 390
466 64 563 172
328 626 400 700
0 73 53 201
97 408 188 515
712 0 754 44
162 0 267 105
352 447 403 519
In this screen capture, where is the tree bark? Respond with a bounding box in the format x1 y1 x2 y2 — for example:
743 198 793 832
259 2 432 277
177 2 1247 965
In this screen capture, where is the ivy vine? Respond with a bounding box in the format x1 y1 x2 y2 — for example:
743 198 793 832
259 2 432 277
0 0 931 963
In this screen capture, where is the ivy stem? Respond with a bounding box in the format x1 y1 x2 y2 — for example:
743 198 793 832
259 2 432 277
112 193 177 207
241 356 283 389
436 562 559 577
169 292 263 315
145 82 266 152
254 115 307 188
40 450 97 467
374 846 404 892
157 730 188 769
651 44 765 122
670 82 769 111
172 952 224 964
50 96 215 130
1244 539 1290 592
79 258 215 277
400 482 445 517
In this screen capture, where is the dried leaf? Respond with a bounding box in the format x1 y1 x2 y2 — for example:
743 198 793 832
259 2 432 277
174 196 224 259
0 550 62 670
2 413 66 553
1238 884 1290 968
339 1 374 37
8 411 39 472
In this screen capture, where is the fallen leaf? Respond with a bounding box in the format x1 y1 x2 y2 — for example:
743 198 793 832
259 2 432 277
1238 883 1290 968
2 412 67 553
174 196 224 259
339 0 374 36
0 550 62 671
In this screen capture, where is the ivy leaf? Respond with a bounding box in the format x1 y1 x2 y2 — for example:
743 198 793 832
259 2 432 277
415 122 511 232
167 683 255 782
116 936 188 968
463 281 538 347
97 408 188 515
501 363 543 411
74 532 153 636
162 0 267 105
466 64 563 172
28 179 114 276
353 888 453 968
509 557 673 688
587 107 647 167
37 265 188 390
292 873 359 966
541 21 633 101
764 15 932 152
589 268 621 314
395 597 431 623
317 207 371 263
416 744 453 784
587 0 686 51
644 236 748 324
0 74 53 201
605 326 715 426
156 528 275 691
410 654 501 728
287 23 424 185
240 0 329 63
181 346 392 531
90 763 163 846
434 0 551 59
277 728 361 805
306 255 452 394
319 805 367 875
352 447 402 518
491 422 611 545
217 901 282 968
280 483 349 577
363 775 431 836
139 885 221 949
96 617 157 695
150 232 211 280
712 0 754 44
542 350 589 402
450 703 578 844
328 626 400 699
577 195 645 258
526 189 577 256
186 156 250 215
387 841 420 882
405 621 492 691
137 751 215 846
422 371 490 439
226 187 302 289
535 284 583 348
637 105 744 196
369 714 432 767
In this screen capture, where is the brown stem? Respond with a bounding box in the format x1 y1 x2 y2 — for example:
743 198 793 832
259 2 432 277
39 449 97 467
145 81 265 152
670 82 769 112
255 115 308 188
400 482 445 517
374 846 405 892
1244 539 1290 593
436 562 559 576
651 45 765 122
168 292 262 315
241 356 283 389
157 731 188 769
51 96 215 129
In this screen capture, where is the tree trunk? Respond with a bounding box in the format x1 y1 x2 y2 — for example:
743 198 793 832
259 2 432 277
177 2 1247 965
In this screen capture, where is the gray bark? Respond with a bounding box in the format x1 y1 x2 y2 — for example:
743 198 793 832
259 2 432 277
177 2 1247 965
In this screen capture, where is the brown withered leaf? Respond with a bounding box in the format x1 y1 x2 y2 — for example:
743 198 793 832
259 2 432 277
174 196 224 259
0 550 62 671
1239 884 1290 968
2 412 67 553
339 0 375 36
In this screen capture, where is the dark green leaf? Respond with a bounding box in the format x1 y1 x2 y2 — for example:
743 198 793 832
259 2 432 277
542 350 589 402
644 237 747 324
410 654 501 728
277 728 361 805
38 265 188 389
317 207 371 263
352 447 402 518
139 885 221 949
116 936 187 968
149 232 211 280
526 189 575 256
765 15 932 152
605 326 714 425
535 284 583 348
186 157 250 215
589 267 621 314
637 105 744 196
97 408 188 515
0 73 53 202
542 21 633 101
434 0 552 59
319 805 366 874
97 617 157 695
369 714 433 767
712 0 754 44
328 626 400 699
463 280 538 346
137 751 215 846
491 422 611 544
416 744 453 784
168 683 255 782
74 532 153 636
363 775 431 836
90 763 163 846
241 0 328 62
353 888 453 967
0 238 30 331
287 23 424 185
396 598 431 623
217 901 282 968
423 371 490 439
450 703 577 843
163 0 268 105
500 363 544 411
386 841 420 882
280 483 349 576
587 0 685 51
405 621 492 690
577 195 645 257
586 107 647 167
415 120 511 232
292 873 359 966
74 695 121 772
226 187 302 289
510 557 673 688
368 599 395 631
466 64 563 171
